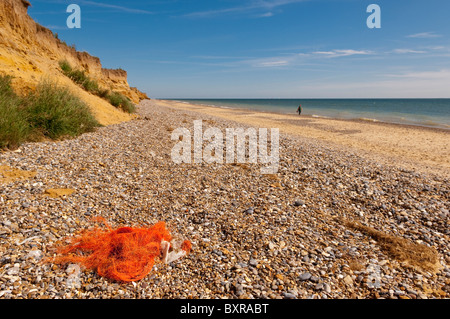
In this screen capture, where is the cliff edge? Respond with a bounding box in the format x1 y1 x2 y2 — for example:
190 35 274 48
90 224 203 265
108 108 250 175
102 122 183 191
0 0 149 125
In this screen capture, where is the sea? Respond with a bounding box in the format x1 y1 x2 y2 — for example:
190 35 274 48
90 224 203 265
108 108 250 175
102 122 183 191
168 99 450 130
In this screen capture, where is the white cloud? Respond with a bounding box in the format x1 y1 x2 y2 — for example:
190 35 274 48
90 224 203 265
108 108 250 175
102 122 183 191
79 1 154 14
297 69 450 98
392 49 426 54
407 32 441 39
233 49 373 68
257 60 290 67
313 49 372 58
385 69 450 80
184 0 307 18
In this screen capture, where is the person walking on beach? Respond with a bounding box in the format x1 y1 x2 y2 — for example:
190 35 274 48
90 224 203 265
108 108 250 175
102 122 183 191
297 104 302 115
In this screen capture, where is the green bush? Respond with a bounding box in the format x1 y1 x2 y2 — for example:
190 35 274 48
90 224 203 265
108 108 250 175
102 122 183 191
82 78 99 93
59 60 72 74
59 61 98 93
107 92 135 113
0 75 100 149
0 76 31 149
68 69 88 85
59 60 136 113
96 88 110 99
25 81 100 139
0 74 16 97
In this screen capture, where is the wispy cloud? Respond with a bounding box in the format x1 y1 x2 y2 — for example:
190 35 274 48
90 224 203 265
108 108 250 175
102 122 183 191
79 1 154 14
258 12 274 18
183 0 307 18
312 49 372 58
407 32 442 39
296 69 450 98
385 69 450 80
256 59 290 67
241 49 372 68
392 49 426 54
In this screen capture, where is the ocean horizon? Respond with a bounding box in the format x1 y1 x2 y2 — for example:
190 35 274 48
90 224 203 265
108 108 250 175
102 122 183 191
167 98 450 130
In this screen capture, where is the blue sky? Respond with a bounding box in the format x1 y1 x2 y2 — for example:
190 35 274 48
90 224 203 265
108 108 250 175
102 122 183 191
28 0 450 98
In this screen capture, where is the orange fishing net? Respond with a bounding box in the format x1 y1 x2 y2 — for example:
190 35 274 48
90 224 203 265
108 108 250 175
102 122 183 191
51 217 192 282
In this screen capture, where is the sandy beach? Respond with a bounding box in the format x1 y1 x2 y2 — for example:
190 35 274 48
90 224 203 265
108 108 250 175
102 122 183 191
155 99 450 179
0 99 449 299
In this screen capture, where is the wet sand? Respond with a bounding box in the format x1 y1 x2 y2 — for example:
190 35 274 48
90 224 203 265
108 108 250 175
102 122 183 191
154 99 450 178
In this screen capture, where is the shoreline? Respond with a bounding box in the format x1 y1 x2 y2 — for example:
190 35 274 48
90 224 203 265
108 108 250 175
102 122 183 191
152 99 450 179
165 99 450 131
167 99 450 133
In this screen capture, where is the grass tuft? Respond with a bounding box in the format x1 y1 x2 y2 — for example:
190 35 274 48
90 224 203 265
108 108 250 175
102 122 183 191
107 91 136 113
25 81 100 139
59 60 135 113
0 74 100 150
0 75 32 149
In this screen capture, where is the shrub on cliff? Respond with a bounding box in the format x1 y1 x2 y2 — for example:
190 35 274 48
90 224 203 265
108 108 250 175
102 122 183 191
59 60 72 74
0 75 100 150
107 91 136 113
59 60 99 94
25 81 100 139
0 76 32 149
59 60 136 113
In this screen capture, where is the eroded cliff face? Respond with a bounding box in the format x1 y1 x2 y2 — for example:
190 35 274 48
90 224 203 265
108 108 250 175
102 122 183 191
0 0 149 125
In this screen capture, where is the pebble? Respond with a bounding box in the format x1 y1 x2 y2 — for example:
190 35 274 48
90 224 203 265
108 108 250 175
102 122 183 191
310 276 320 283
299 272 312 281
7 265 20 276
315 283 324 291
26 250 43 261
283 292 297 299
249 259 258 267
343 275 354 286
245 207 254 214
294 200 304 207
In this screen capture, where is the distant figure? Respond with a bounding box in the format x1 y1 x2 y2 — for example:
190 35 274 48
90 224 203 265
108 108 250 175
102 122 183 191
297 104 302 115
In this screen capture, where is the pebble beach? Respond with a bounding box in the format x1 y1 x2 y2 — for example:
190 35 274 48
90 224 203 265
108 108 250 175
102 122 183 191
0 99 449 299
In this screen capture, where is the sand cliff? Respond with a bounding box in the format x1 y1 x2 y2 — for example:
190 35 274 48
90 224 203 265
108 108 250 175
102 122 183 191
0 0 148 125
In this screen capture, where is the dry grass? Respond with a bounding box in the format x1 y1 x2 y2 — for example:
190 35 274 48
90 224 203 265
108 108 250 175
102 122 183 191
344 220 441 274
347 258 365 271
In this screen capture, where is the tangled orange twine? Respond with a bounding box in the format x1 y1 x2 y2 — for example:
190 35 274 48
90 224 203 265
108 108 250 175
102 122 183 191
51 218 191 282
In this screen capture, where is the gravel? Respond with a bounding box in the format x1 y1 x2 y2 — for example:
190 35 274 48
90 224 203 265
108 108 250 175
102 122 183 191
0 99 448 299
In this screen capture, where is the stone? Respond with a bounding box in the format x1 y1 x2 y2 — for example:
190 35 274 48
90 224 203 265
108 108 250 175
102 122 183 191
249 259 258 267
26 250 43 261
283 292 297 299
294 200 305 207
315 283 324 291
299 272 312 281
7 265 20 276
310 276 320 283
343 275 354 286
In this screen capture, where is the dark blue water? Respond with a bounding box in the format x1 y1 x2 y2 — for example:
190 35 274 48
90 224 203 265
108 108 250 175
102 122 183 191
170 99 450 129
